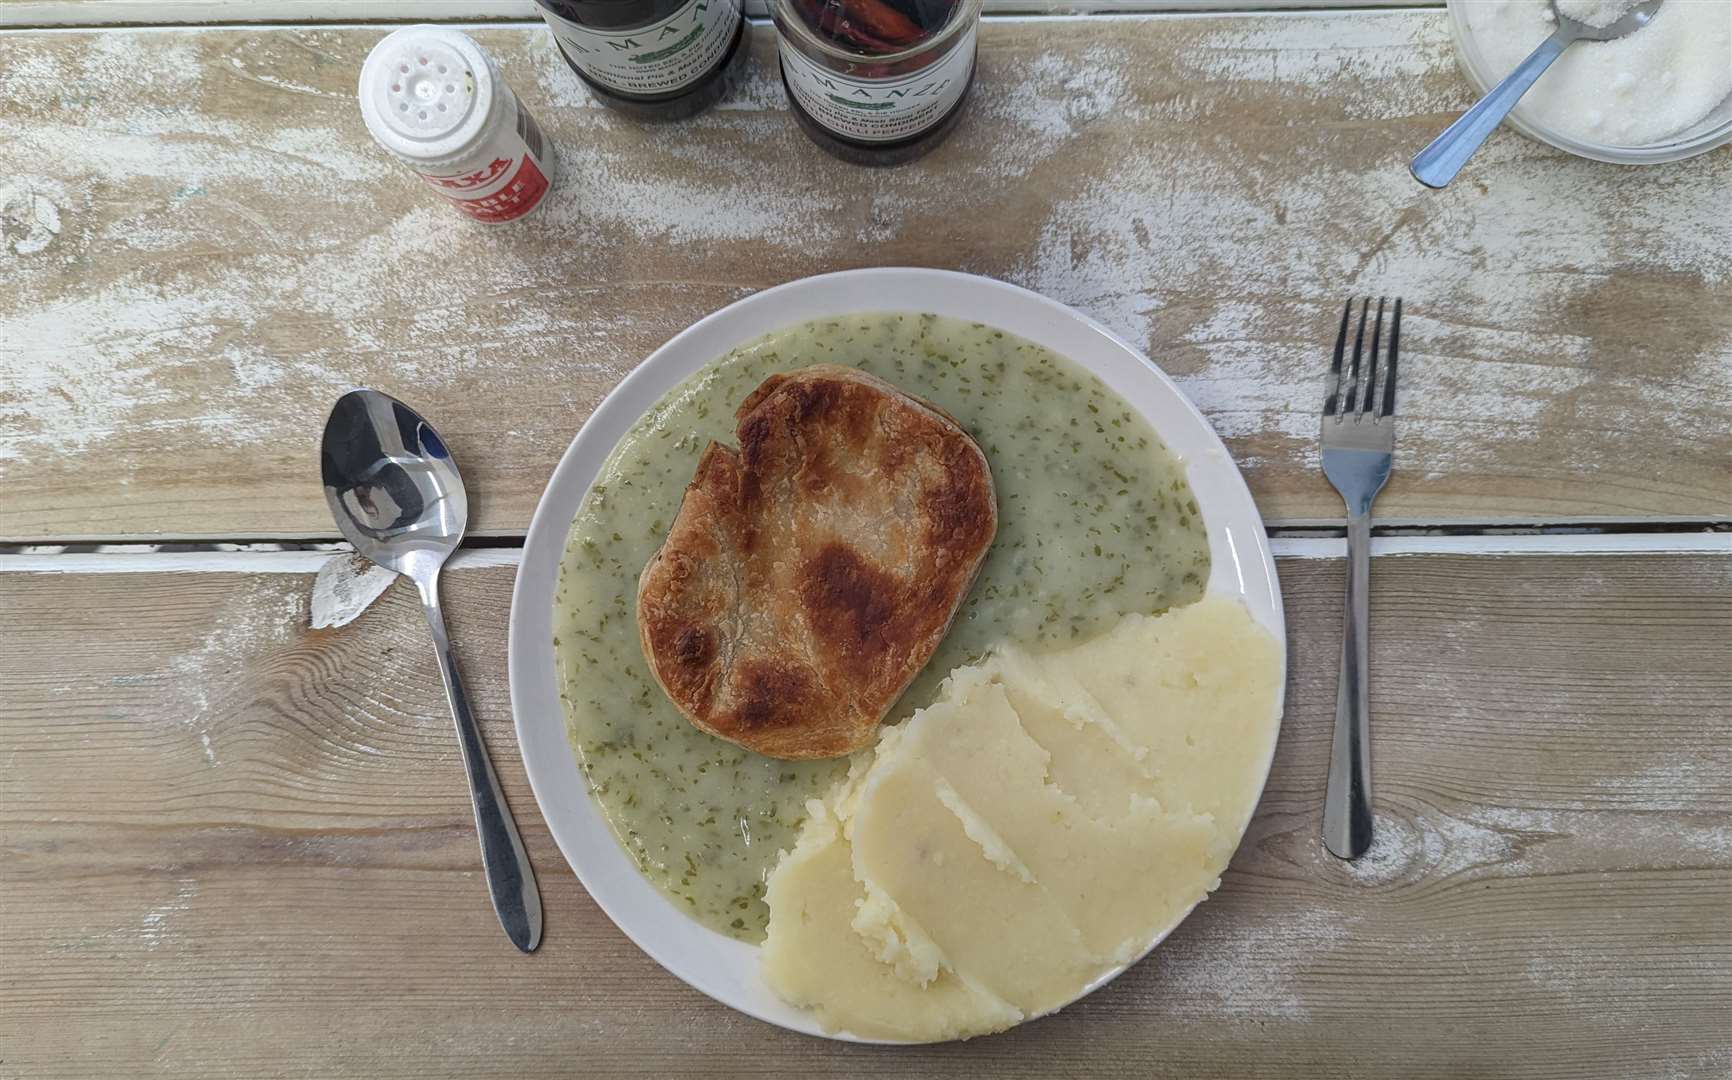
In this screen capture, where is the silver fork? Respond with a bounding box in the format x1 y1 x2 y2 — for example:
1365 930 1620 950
1320 297 1401 860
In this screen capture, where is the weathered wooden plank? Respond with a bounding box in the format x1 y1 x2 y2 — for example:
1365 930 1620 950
0 1 1438 32
2 15 1729 542
2 553 1727 1078
0 0 542 27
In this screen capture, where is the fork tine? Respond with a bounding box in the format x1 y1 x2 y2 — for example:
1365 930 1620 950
1381 297 1402 418
1325 299 1351 416
1343 299 1368 414
1361 297 1385 419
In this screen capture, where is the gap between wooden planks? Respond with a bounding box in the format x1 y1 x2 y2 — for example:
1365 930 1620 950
1 552 1726 1079
1 531 1730 575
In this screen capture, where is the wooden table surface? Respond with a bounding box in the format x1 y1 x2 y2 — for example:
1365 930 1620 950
2 3 1728 1078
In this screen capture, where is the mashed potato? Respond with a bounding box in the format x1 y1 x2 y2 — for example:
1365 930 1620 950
761 595 1283 1041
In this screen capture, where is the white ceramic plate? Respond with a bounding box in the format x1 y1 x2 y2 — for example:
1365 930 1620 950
509 268 1285 1042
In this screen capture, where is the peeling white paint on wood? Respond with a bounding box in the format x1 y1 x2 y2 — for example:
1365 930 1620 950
0 548 523 573
0 1 1439 32
308 553 400 629
1268 533 1732 560
1 15 1728 538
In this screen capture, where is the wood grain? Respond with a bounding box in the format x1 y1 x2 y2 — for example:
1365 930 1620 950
2 15 1728 541
0 0 1437 29
0 0 544 27
2 553 1727 1078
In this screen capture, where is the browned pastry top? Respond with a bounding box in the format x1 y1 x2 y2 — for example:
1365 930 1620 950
636 365 998 759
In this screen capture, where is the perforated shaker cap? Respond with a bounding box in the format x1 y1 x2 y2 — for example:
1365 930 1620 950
358 26 501 169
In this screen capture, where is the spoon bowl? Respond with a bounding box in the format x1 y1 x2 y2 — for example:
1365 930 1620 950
321 388 467 580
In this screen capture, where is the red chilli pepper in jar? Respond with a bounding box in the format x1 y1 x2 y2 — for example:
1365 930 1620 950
840 0 924 45
799 0 922 51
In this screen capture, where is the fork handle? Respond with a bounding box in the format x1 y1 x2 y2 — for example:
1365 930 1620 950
1324 510 1375 859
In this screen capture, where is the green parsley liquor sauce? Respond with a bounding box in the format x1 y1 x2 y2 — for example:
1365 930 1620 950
553 313 1210 942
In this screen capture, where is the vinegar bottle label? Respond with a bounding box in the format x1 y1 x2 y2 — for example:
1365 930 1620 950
778 26 975 144
540 0 742 97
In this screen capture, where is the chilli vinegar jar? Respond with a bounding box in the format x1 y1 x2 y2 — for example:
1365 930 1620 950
771 0 983 165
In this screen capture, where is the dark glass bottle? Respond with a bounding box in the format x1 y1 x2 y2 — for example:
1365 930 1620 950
772 0 982 165
533 0 748 121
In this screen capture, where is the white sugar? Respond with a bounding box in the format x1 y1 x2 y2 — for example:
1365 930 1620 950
1466 0 1732 145
1555 0 1640 29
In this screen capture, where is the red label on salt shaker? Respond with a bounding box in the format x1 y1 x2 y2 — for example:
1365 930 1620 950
358 26 557 225
446 156 552 224
413 95 554 223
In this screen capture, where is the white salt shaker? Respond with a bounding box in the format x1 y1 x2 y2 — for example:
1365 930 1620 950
358 27 557 224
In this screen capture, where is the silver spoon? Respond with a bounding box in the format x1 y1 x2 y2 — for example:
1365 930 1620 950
320 388 542 953
1410 0 1663 188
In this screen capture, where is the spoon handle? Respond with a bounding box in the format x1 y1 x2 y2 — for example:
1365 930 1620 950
418 575 543 953
1410 27 1573 189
